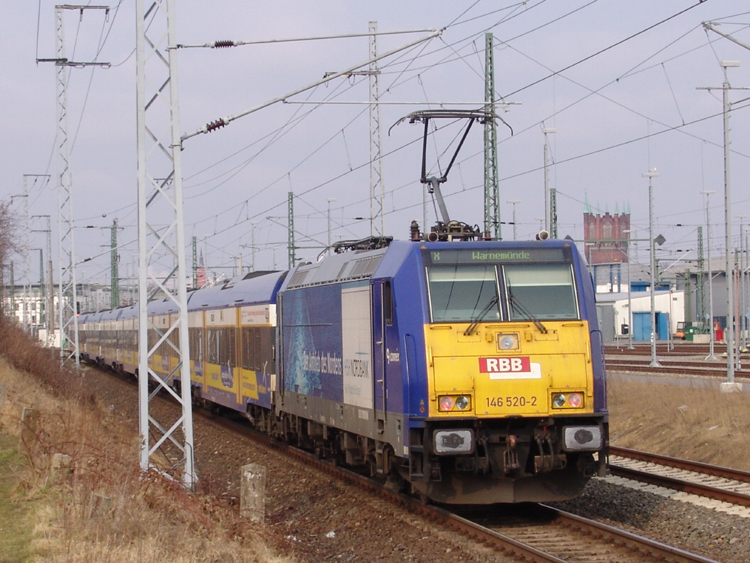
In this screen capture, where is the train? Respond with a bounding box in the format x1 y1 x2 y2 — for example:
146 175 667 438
78 234 608 504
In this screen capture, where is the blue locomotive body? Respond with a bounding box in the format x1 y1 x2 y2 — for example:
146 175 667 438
276 239 607 503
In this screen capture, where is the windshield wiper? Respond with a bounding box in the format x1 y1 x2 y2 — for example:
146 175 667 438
509 293 548 334
464 295 499 336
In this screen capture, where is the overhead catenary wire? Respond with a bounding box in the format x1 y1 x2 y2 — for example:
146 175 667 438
500 0 712 99
186 0 715 219
185 82 750 265
178 1 604 239
181 29 444 140
110 1 652 236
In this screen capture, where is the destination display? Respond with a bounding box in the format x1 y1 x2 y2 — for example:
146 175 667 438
422 246 569 266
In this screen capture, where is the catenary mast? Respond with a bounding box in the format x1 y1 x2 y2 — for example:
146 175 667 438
136 0 196 487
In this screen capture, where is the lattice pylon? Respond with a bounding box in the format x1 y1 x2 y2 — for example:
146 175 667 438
369 21 385 237
54 7 79 366
484 33 500 240
136 0 196 488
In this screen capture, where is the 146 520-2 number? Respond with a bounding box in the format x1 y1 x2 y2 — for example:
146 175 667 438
486 396 537 408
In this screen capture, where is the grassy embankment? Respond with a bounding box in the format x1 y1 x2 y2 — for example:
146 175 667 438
608 374 750 471
0 316 293 563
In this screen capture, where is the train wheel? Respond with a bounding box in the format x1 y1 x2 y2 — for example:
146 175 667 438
367 454 377 478
384 473 405 494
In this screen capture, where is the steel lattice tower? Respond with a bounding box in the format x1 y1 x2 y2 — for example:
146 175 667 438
483 33 500 240
54 7 79 364
696 226 706 325
136 0 196 488
192 236 198 289
288 191 296 268
549 188 558 239
38 5 109 362
20 177 31 333
369 21 385 237
110 219 119 309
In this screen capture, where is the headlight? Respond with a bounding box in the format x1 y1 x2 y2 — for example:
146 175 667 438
568 392 583 408
551 392 584 409
438 395 472 412
497 333 519 350
455 396 470 410
439 396 455 411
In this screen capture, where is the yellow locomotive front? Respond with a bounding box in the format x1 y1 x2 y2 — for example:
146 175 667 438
411 244 607 504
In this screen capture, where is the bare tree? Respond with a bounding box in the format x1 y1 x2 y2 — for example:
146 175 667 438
0 200 19 314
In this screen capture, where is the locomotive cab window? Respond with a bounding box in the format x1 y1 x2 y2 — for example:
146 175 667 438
504 264 578 320
427 266 500 323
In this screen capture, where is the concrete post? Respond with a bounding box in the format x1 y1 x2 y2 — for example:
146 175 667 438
49 453 72 485
240 463 266 522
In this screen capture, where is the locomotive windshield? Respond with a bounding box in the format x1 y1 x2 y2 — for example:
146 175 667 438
505 264 579 320
427 266 499 323
424 248 579 323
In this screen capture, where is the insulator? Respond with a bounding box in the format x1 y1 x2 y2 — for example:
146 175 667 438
206 119 227 133
214 40 235 48
410 220 421 242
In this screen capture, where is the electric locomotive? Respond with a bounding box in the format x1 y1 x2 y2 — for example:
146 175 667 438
277 236 607 504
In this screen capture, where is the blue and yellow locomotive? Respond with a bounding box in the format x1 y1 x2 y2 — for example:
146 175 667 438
277 238 607 503
79 236 607 504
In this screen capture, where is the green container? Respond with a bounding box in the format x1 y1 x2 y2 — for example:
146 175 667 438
683 324 707 342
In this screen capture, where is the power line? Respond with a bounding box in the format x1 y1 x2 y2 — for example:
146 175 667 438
502 1 711 99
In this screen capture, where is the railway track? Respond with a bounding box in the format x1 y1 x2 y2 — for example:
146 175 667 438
604 359 747 378
603 342 750 379
457 503 720 563
213 412 721 563
609 446 750 509
94 364 722 562
605 343 730 356
189 388 724 562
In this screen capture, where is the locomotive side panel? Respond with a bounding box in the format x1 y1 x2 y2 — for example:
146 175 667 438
279 276 408 454
281 282 372 437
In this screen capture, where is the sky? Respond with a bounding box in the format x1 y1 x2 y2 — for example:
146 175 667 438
2 0 750 291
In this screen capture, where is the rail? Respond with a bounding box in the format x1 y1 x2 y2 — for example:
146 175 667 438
610 446 750 508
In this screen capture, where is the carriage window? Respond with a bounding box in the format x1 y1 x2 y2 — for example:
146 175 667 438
427 266 499 323
241 327 262 371
504 264 578 320
207 329 220 364
189 328 203 361
219 327 236 367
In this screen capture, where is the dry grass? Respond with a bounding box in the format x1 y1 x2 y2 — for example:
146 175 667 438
0 316 295 563
608 376 750 471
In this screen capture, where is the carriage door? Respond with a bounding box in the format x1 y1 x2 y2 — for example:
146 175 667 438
372 280 392 434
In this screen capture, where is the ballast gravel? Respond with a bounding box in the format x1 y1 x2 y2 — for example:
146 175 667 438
551 478 749 563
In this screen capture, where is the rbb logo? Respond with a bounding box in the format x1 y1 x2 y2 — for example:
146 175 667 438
479 357 530 373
